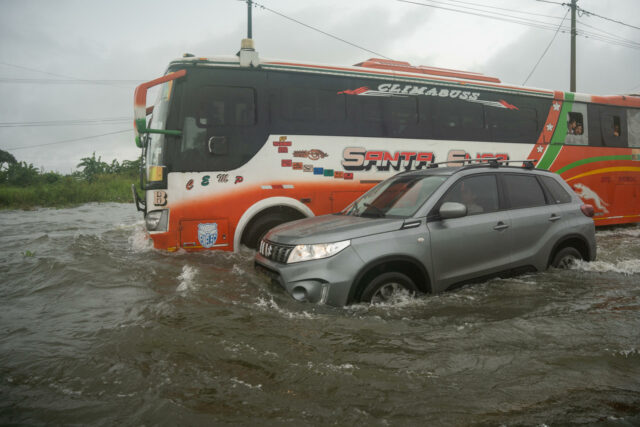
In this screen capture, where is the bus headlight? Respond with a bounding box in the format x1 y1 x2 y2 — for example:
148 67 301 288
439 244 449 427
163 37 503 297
146 209 169 232
287 240 350 263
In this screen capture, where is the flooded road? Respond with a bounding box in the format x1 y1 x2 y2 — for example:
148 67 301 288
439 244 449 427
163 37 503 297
1 203 639 425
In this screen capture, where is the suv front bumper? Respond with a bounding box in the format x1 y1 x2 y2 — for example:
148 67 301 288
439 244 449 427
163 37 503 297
254 246 364 307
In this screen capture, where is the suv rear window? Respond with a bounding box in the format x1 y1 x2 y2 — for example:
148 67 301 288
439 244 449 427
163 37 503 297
540 176 572 204
503 174 546 209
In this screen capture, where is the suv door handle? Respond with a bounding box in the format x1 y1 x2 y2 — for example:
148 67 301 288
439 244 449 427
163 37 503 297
493 222 509 231
549 214 562 222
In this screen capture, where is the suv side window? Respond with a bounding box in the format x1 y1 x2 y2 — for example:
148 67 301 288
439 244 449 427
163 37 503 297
441 175 499 215
540 176 572 204
503 174 546 209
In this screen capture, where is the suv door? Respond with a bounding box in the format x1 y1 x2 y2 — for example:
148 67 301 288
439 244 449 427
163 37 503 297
427 174 512 290
501 173 562 269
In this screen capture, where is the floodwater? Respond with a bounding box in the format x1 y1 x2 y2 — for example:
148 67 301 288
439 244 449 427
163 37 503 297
1 203 639 426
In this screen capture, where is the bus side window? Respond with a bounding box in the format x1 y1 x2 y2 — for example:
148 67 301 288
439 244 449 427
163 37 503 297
433 97 486 141
600 108 628 148
628 109 640 148
564 103 588 146
387 96 418 137
486 106 539 143
417 97 433 138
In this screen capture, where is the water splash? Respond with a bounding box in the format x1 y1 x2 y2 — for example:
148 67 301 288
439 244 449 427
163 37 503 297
576 259 640 275
176 265 199 292
128 224 153 253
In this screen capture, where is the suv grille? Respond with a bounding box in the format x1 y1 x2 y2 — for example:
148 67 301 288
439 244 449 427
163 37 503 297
259 240 294 263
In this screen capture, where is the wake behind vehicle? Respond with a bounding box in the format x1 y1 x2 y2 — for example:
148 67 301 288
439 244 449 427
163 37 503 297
255 160 597 306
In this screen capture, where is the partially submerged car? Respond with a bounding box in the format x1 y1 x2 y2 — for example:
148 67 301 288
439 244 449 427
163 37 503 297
255 161 596 306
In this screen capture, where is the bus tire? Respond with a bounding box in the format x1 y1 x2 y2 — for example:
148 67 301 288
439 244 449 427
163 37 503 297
241 211 299 250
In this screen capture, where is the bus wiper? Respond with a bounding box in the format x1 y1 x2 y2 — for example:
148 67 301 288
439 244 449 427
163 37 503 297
364 203 386 217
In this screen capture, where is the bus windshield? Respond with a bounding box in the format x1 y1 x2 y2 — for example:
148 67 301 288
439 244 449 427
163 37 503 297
342 174 447 218
145 81 174 181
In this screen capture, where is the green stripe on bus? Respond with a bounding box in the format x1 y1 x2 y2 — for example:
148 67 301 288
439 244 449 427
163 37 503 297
537 92 574 170
555 155 633 175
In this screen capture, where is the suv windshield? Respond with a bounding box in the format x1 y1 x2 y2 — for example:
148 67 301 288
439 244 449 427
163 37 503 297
343 174 447 218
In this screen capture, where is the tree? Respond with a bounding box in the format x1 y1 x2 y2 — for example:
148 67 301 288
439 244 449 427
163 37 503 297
0 149 17 171
76 152 109 182
5 161 40 186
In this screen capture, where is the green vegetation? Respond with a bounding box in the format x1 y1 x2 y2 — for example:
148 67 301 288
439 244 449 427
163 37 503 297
0 149 141 209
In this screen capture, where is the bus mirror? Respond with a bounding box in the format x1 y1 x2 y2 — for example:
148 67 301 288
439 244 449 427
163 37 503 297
134 69 187 148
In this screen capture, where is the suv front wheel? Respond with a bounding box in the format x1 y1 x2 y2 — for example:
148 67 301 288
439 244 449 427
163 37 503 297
551 247 582 269
360 272 418 304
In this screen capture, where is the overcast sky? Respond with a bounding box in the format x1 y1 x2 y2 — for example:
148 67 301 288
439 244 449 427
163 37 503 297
1 0 638 173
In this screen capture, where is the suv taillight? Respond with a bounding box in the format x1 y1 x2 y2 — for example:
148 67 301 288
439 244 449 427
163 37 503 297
580 204 594 217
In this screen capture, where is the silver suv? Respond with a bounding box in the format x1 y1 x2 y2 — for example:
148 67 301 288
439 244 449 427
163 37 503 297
255 161 597 306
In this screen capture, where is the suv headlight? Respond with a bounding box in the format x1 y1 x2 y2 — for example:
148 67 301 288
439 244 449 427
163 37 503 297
287 240 350 263
145 209 169 232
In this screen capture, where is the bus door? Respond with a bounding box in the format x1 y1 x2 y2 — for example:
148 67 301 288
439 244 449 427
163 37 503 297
175 70 268 173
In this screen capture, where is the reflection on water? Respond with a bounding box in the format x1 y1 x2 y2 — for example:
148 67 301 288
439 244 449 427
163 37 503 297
1 204 639 425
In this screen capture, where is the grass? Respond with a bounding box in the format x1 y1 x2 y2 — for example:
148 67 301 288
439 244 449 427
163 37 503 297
0 174 138 209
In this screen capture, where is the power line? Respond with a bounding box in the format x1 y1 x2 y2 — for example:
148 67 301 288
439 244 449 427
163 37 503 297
5 129 132 151
398 0 640 50
0 117 130 128
0 61 141 89
578 7 640 31
440 0 566 20
398 0 572 32
0 78 141 85
249 0 393 60
523 9 570 85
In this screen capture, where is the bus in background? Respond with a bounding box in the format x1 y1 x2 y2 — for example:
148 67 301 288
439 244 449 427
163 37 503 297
132 39 640 252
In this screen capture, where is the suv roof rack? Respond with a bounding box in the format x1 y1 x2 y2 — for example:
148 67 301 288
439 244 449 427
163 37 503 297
426 158 538 170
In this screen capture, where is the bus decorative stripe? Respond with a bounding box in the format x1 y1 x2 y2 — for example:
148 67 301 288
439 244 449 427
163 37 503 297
537 93 573 170
594 214 640 221
556 155 633 175
565 167 640 182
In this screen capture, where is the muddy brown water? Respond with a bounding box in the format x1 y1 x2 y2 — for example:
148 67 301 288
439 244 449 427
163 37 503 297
1 203 639 425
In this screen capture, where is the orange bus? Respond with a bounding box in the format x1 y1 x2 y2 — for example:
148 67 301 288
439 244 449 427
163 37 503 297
132 40 640 252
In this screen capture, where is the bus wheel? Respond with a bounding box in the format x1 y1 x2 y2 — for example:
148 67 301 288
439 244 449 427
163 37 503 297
241 211 302 250
360 272 418 304
551 247 582 269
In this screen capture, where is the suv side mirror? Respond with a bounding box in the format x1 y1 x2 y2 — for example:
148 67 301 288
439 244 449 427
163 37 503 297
440 202 467 219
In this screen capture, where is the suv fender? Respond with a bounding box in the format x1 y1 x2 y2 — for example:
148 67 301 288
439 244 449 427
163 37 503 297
348 255 432 304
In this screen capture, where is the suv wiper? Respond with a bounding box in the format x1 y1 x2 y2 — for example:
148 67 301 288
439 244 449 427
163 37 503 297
363 203 386 218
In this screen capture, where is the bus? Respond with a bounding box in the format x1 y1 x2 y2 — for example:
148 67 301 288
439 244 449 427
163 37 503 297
132 39 640 252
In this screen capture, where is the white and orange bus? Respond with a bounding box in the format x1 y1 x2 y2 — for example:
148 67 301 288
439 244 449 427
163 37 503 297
132 40 640 252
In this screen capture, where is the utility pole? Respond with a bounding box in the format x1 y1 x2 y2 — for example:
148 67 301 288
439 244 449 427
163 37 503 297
247 0 253 39
570 0 577 92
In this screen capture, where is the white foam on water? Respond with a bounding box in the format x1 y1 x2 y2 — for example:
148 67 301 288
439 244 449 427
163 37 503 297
128 225 154 253
253 296 319 319
176 265 199 292
231 264 245 275
230 377 262 390
596 226 640 238
575 259 640 275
